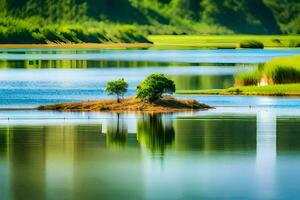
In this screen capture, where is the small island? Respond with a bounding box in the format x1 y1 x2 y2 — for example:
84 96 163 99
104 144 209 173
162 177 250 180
38 74 211 112
38 96 211 112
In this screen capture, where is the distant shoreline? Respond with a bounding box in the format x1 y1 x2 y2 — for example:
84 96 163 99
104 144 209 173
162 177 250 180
1 34 300 50
0 43 152 49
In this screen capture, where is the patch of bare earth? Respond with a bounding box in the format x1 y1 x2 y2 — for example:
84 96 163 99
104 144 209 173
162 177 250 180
38 97 212 112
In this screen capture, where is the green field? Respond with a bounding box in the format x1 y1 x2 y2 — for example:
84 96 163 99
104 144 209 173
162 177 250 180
177 84 300 97
148 35 300 49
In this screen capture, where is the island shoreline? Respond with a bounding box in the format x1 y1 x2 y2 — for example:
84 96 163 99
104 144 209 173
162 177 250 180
37 97 213 113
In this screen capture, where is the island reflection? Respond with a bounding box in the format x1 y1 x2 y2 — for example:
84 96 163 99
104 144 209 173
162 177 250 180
1 114 300 199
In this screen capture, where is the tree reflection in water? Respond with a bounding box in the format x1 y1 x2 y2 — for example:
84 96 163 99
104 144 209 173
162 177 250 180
106 113 128 149
137 113 175 155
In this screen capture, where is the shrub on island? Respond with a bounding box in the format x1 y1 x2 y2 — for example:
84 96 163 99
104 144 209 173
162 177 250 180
137 74 176 102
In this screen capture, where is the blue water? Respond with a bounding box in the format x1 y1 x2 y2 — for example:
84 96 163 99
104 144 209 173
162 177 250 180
0 49 300 63
0 49 300 200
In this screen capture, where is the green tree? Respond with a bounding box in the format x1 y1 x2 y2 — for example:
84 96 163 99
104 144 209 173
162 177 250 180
137 74 176 102
105 78 128 103
170 0 201 20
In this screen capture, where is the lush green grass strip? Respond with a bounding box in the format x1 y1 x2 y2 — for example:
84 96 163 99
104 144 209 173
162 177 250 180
177 84 300 96
177 89 224 95
148 35 300 49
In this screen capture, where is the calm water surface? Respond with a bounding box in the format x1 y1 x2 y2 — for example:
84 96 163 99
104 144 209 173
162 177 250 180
0 49 300 200
0 114 300 200
0 49 299 108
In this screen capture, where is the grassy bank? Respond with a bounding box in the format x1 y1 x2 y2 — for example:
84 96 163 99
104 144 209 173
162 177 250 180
38 97 211 112
148 35 300 49
0 43 152 49
177 84 300 97
3 34 300 49
236 55 300 86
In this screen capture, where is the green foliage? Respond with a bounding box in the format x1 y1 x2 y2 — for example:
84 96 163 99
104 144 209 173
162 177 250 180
0 17 149 43
264 0 300 34
264 56 300 84
239 40 264 49
105 78 128 103
137 74 176 102
289 40 300 47
0 0 300 44
225 84 300 96
169 0 201 20
235 71 261 86
201 0 281 34
178 83 300 96
235 55 300 86
149 35 300 49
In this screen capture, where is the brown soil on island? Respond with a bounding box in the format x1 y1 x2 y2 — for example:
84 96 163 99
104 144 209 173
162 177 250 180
38 97 212 112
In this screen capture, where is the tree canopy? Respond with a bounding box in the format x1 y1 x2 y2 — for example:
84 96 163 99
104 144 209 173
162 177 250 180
105 78 128 103
137 74 176 102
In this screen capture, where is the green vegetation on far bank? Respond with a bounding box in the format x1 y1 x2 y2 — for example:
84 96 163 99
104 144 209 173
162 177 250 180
178 55 300 97
1 0 300 44
0 18 150 44
148 35 300 49
177 84 300 97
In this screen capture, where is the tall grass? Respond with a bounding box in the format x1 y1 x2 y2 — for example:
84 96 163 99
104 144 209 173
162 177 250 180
264 55 300 84
235 55 300 86
235 71 261 86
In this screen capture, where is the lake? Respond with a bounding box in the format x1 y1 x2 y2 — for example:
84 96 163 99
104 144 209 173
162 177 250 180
0 49 300 200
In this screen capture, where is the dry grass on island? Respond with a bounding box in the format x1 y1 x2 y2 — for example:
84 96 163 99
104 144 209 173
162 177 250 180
38 97 211 113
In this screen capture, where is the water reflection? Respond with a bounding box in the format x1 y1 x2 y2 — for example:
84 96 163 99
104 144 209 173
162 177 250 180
0 115 300 199
8 126 46 200
0 59 239 69
0 65 249 107
1 49 300 63
137 114 175 155
170 75 234 90
174 116 257 152
277 117 300 153
106 113 128 149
